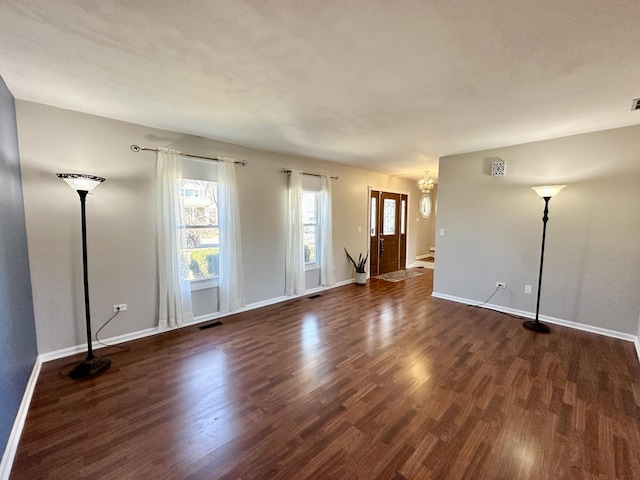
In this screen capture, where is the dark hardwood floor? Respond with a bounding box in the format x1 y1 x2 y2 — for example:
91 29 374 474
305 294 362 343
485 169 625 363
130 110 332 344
11 269 640 479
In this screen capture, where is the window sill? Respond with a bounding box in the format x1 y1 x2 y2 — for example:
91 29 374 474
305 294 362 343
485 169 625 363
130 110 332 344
190 276 220 291
305 263 320 271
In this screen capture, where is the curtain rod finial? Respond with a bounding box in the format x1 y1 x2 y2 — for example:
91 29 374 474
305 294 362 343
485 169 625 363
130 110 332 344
130 145 141 152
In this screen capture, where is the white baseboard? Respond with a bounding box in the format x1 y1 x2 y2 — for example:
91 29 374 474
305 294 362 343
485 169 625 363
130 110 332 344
635 336 640 367
42 281 358 362
431 292 639 346
38 327 161 363
0 357 42 480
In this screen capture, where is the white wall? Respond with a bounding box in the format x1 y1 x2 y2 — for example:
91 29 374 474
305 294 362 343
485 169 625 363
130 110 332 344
433 124 640 335
16 100 417 354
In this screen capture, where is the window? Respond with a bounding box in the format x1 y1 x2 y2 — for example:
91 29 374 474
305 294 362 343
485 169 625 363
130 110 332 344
178 178 219 286
371 197 376 236
401 199 406 234
302 191 319 267
420 194 432 218
383 198 396 235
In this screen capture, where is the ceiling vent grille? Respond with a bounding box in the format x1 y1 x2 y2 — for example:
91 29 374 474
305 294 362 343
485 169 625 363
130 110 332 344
632 98 640 111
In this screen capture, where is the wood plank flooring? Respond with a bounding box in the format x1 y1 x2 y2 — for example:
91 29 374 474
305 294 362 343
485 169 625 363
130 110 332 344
11 269 640 479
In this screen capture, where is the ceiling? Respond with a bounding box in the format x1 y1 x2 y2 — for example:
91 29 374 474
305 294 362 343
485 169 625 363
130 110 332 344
1 1 639 180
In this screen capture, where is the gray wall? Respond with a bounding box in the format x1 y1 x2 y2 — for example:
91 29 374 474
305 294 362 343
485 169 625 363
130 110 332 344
434 125 640 335
16 100 417 354
0 78 37 456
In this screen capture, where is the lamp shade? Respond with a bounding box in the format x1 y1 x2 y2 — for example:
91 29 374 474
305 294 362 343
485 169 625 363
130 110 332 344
57 173 105 192
531 185 566 198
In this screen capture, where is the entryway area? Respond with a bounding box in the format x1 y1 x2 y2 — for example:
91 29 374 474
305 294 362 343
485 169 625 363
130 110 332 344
369 189 408 276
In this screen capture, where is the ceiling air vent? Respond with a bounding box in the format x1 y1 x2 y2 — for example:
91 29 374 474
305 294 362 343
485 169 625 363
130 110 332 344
632 98 640 111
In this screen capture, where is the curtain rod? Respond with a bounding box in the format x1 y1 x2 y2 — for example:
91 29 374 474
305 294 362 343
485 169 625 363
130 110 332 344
281 168 339 180
130 145 247 166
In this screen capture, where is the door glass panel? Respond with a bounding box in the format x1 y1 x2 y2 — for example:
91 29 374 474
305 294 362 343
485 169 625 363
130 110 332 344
400 200 406 234
383 199 396 235
371 197 376 236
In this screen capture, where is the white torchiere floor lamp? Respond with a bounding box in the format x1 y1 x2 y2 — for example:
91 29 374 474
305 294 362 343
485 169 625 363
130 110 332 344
57 173 111 378
523 185 566 333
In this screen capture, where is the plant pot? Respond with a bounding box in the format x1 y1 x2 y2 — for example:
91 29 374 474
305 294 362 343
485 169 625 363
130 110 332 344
355 272 367 285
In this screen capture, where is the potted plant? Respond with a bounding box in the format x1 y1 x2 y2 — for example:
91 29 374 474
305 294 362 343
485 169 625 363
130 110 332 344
345 248 369 285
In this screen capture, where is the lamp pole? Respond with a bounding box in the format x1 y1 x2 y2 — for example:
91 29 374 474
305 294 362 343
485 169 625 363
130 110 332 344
78 190 97 361
57 173 111 378
523 185 566 333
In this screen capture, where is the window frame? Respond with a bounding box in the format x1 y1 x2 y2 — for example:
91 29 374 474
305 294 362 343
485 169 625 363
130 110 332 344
177 177 221 290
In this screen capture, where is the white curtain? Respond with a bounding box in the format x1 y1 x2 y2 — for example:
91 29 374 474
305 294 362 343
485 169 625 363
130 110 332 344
218 159 245 312
285 170 305 295
157 148 193 328
319 175 335 287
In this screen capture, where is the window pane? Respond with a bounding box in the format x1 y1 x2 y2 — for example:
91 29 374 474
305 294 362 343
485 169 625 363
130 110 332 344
304 225 316 263
383 199 396 235
178 178 219 281
302 192 317 224
401 200 406 234
371 197 376 236
302 191 318 264
182 247 219 280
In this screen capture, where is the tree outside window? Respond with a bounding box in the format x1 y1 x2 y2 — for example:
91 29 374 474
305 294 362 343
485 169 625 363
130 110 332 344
179 179 219 281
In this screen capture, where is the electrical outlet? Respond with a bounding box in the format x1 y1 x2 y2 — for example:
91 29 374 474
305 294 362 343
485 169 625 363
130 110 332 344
113 303 127 312
524 285 532 294
496 282 506 289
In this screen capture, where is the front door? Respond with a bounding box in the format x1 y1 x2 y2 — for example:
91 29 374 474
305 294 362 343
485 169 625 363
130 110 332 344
370 190 407 276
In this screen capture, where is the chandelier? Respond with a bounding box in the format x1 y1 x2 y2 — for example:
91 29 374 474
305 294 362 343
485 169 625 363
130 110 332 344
418 171 435 193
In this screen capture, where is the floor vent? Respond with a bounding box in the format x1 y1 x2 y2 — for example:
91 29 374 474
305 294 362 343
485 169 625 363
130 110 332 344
199 321 223 330
308 294 322 299
632 98 640 111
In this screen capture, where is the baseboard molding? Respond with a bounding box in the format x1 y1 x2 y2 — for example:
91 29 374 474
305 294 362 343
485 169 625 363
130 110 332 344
42 281 358 362
188 295 292 326
414 261 434 270
0 356 42 480
431 291 639 345
38 327 161 363
191 282 355 325
635 336 640 366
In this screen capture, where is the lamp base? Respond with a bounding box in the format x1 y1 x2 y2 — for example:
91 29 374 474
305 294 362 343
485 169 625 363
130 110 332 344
523 320 551 333
69 355 111 379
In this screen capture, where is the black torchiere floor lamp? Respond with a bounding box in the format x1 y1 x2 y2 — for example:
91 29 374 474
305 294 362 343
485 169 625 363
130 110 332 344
523 185 566 333
57 173 111 379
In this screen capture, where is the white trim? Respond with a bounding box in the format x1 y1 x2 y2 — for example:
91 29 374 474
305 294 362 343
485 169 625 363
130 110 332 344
367 185 411 197
635 336 640 366
416 254 433 260
414 259 434 269
40 281 357 362
38 327 160 363
305 262 320 272
190 276 220 291
0 357 42 480
187 295 292 325
431 291 639 344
